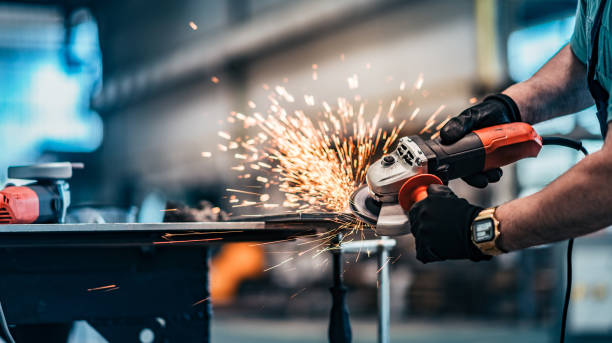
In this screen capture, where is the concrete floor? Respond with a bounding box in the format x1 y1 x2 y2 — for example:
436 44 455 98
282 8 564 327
212 318 548 343
18 317 546 342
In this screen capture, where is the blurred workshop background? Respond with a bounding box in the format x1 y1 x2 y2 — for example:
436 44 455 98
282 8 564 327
0 0 610 342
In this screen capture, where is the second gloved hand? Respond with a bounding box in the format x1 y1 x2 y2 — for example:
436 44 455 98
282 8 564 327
440 94 521 188
408 184 491 263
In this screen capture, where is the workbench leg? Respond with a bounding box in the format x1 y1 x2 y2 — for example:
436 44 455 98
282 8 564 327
328 234 352 343
377 238 390 343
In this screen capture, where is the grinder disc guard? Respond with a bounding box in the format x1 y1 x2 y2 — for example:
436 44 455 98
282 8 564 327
349 185 382 224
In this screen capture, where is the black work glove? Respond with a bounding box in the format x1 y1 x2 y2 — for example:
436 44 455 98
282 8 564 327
440 93 521 188
408 184 492 263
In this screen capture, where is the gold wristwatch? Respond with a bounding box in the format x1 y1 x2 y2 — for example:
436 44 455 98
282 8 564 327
470 207 505 256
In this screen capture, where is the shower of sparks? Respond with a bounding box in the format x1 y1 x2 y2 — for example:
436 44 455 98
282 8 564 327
220 86 410 214
209 70 454 262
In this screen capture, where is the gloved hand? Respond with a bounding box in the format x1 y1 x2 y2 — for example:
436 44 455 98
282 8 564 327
440 93 522 188
408 184 492 263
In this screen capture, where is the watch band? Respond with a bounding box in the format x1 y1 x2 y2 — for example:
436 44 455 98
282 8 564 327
471 207 505 256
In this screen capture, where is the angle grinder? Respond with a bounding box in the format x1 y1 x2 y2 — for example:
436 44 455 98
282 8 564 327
349 122 542 235
0 162 81 224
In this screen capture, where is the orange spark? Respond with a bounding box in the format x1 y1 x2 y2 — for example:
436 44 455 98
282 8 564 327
415 72 424 89
376 257 391 273
192 297 210 306
153 237 223 245
263 257 294 272
226 188 261 195
88 284 117 292
290 288 307 299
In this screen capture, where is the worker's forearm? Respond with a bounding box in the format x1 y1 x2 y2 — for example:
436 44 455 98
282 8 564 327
502 44 594 124
496 123 612 251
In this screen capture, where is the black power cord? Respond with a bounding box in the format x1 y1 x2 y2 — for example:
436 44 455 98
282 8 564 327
542 136 589 343
0 301 15 343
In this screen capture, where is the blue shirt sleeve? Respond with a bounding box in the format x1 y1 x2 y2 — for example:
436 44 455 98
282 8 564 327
570 0 588 64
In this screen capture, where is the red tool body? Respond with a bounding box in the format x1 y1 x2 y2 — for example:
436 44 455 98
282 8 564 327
397 122 542 210
0 162 78 224
0 185 64 224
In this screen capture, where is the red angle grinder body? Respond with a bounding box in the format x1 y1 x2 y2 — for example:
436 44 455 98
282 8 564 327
350 122 542 234
0 162 77 224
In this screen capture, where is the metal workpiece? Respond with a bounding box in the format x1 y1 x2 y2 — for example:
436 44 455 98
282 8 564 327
338 236 397 253
0 212 356 247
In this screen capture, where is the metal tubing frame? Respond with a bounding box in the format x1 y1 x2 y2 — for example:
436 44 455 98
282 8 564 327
339 236 396 343
377 237 391 343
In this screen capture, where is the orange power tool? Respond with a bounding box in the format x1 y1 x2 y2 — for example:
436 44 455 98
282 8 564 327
349 122 542 235
0 162 81 224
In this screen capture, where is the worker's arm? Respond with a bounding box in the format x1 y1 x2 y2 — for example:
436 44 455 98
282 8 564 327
408 123 612 263
440 44 593 188
496 122 612 251
503 44 594 124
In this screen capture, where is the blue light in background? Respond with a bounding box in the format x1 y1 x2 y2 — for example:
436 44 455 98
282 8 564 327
507 14 600 136
0 6 102 182
29 64 103 152
507 16 576 83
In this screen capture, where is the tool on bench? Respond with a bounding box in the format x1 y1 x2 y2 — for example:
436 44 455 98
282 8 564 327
0 162 82 224
349 122 543 235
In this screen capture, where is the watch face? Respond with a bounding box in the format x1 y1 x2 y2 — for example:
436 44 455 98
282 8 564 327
472 218 494 243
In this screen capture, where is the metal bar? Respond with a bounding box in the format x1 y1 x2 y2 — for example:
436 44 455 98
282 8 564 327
0 222 266 233
340 238 396 254
0 214 354 247
0 212 352 233
377 237 391 343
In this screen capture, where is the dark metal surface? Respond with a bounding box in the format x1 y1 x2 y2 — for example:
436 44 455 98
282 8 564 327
0 246 211 342
0 213 353 247
0 212 355 342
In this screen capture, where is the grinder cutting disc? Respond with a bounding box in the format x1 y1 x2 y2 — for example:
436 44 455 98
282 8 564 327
349 185 381 225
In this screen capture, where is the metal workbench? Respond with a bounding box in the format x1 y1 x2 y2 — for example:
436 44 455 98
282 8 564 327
0 212 393 343
0 213 349 342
